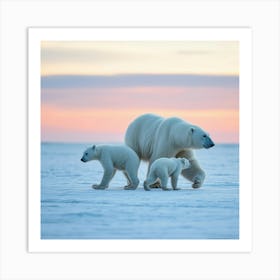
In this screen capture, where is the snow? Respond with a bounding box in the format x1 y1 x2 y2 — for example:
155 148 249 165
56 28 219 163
41 143 239 239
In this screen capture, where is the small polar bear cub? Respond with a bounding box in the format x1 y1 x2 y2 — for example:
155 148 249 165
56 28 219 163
81 144 140 190
144 157 190 191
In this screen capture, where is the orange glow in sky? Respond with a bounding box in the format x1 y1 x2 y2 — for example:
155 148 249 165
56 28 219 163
41 105 238 143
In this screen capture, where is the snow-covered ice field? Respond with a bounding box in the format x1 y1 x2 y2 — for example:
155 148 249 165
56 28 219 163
41 143 239 239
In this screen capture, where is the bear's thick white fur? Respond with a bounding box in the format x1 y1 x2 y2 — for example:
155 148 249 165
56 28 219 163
144 157 190 191
81 144 140 190
125 113 214 188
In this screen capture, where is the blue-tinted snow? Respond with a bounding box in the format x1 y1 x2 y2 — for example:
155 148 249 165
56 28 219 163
41 143 239 239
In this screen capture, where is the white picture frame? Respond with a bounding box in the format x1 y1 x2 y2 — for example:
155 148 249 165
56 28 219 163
1 1 279 279
29 27 251 253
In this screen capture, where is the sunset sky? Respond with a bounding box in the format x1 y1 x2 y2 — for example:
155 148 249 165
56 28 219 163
41 41 239 143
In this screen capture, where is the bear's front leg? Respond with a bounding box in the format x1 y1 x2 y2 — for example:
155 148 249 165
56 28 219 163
181 163 205 189
191 173 205 189
92 184 108 190
171 173 180 190
176 150 205 188
92 168 115 190
160 175 172 191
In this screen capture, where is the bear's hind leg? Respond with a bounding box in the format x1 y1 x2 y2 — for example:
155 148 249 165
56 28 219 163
143 174 158 191
146 161 161 188
123 170 139 190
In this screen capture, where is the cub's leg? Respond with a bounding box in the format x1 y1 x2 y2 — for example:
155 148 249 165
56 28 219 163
146 160 161 188
171 172 181 190
159 173 171 191
123 170 139 190
143 173 157 191
92 167 115 190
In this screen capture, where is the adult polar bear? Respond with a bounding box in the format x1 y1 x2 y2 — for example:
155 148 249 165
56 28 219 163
125 114 215 188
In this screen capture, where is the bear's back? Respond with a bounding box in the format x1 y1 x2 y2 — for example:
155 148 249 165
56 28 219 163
97 144 139 167
150 157 179 175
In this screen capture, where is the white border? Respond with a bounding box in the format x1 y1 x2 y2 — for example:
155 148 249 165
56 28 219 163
28 27 252 253
1 1 279 279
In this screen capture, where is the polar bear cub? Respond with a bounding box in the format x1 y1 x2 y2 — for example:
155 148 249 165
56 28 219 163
81 144 140 190
144 157 190 191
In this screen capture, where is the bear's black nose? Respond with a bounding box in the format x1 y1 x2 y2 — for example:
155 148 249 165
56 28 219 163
81 158 85 162
205 142 215 149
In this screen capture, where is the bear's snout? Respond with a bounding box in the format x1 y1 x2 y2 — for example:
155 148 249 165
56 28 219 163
81 158 86 162
204 139 215 149
205 143 215 149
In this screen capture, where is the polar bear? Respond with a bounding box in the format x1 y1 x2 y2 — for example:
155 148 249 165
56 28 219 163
81 144 140 190
144 157 190 191
125 114 214 188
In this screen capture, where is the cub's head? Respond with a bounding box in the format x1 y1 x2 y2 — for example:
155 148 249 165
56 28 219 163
189 126 215 149
178 158 190 169
80 145 97 162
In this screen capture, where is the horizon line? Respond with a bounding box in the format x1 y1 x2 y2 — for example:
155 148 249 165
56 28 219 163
41 141 239 145
41 73 239 89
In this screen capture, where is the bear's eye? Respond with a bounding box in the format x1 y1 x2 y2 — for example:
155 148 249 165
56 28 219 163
203 135 207 138
85 153 88 156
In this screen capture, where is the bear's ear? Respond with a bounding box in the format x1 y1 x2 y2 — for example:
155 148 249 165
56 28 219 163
181 158 189 167
189 127 195 134
92 145 96 150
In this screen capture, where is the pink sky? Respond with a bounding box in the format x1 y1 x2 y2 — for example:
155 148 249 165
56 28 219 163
41 80 239 143
41 106 238 143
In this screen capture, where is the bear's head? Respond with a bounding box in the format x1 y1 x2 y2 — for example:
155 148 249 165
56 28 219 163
179 158 190 169
80 145 98 162
189 126 215 149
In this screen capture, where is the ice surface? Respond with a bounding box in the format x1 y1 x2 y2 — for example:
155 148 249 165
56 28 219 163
41 143 239 239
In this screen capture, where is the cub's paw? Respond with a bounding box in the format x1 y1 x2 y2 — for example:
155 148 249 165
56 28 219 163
92 184 107 190
124 185 137 190
144 185 151 191
162 187 171 191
